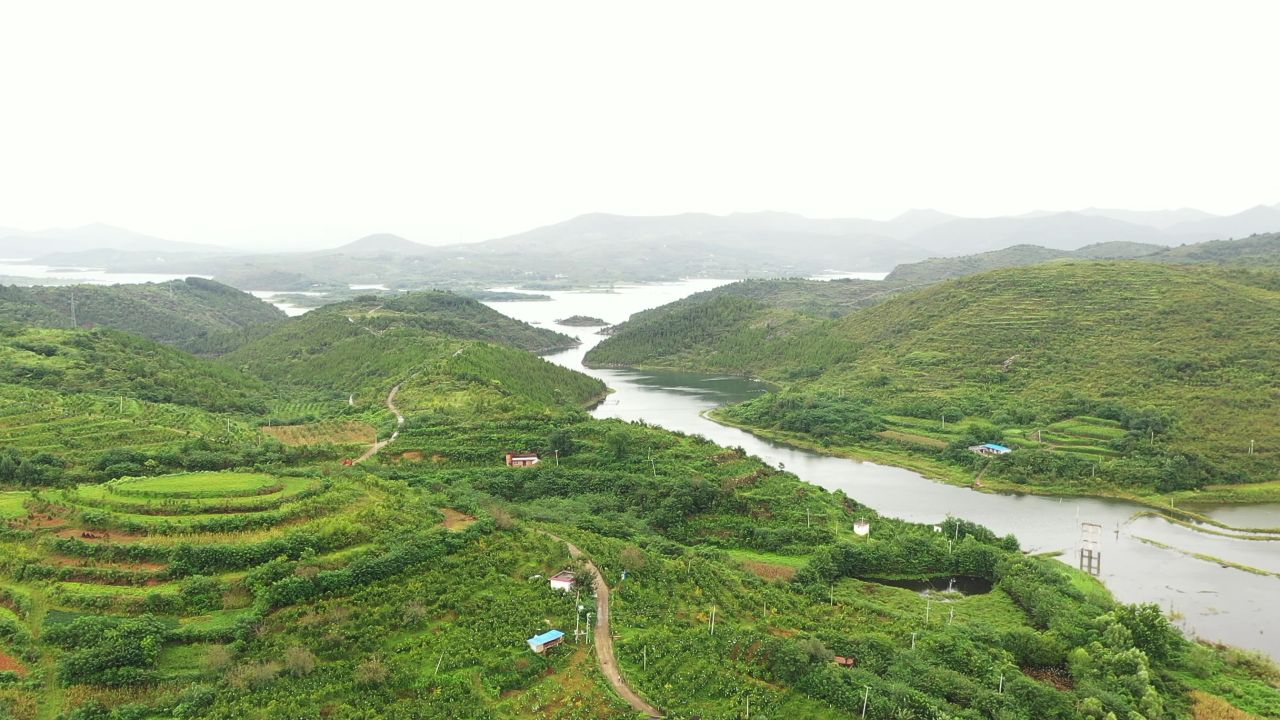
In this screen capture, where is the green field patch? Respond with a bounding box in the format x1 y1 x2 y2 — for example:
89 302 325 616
156 642 220 675
1047 416 1126 440
69 476 321 515
876 428 949 449
0 493 26 520
107 471 282 499
53 482 357 536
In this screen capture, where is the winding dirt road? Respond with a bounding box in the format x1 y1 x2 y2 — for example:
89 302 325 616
354 384 404 464
541 531 662 718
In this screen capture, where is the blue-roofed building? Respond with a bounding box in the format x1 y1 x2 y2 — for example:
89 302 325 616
970 443 1012 456
527 629 565 654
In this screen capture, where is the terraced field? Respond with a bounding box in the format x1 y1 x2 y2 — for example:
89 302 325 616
0 469 457 714
0 385 263 479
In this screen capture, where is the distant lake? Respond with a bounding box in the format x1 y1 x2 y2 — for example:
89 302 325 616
0 259 207 286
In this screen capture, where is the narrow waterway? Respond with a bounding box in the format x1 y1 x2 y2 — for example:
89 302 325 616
484 279 1280 659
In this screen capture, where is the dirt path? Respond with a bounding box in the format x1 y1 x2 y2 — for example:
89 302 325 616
354 384 404 464
540 531 662 718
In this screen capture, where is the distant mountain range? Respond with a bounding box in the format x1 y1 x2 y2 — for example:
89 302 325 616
0 223 227 258
3 204 1278 290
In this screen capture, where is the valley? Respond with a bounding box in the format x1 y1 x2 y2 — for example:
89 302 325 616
0 246 1275 720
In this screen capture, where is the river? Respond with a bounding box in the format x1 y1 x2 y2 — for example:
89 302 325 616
483 278 1280 660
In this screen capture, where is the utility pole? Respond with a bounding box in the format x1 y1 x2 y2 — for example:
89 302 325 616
861 686 870 718
710 606 716 636
925 597 931 624
830 583 834 606
555 449 560 466
69 290 77 326
998 673 1004 694
745 696 750 719
642 645 647 671
806 508 811 528
433 651 445 676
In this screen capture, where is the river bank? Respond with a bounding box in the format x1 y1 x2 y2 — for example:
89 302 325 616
704 406 1280 527
481 277 1280 659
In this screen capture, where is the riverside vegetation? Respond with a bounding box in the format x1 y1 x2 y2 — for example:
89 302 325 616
588 243 1280 505
0 283 1275 719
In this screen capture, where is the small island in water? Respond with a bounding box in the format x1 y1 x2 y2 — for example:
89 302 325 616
557 314 609 326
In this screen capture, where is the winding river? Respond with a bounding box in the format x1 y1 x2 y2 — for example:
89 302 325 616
484 279 1280 660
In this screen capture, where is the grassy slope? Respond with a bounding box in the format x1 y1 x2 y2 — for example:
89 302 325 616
0 278 286 355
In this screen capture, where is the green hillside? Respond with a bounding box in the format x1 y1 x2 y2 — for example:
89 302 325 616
885 241 1165 285
1146 232 1280 270
0 278 286 355
0 277 1274 720
223 292 597 411
597 262 1279 496
3 418 1273 719
588 279 901 370
0 327 269 414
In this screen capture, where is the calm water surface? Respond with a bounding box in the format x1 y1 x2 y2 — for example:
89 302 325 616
484 279 1280 659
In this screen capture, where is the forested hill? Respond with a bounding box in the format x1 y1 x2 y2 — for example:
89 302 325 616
222 291 598 409
1145 231 1280 270
0 325 269 413
0 277 286 355
587 278 899 371
596 262 1280 493
884 241 1165 284
590 235 1280 373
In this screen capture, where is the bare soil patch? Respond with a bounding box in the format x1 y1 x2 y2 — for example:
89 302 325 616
1190 691 1262 720
46 555 166 572
0 650 28 676
54 527 148 543
441 508 477 532
741 560 797 582
1022 666 1074 690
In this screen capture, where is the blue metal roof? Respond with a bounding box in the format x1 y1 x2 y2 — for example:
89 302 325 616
982 444 1011 452
528 630 565 645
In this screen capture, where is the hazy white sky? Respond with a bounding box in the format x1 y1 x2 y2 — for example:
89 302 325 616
1 0 1277 250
